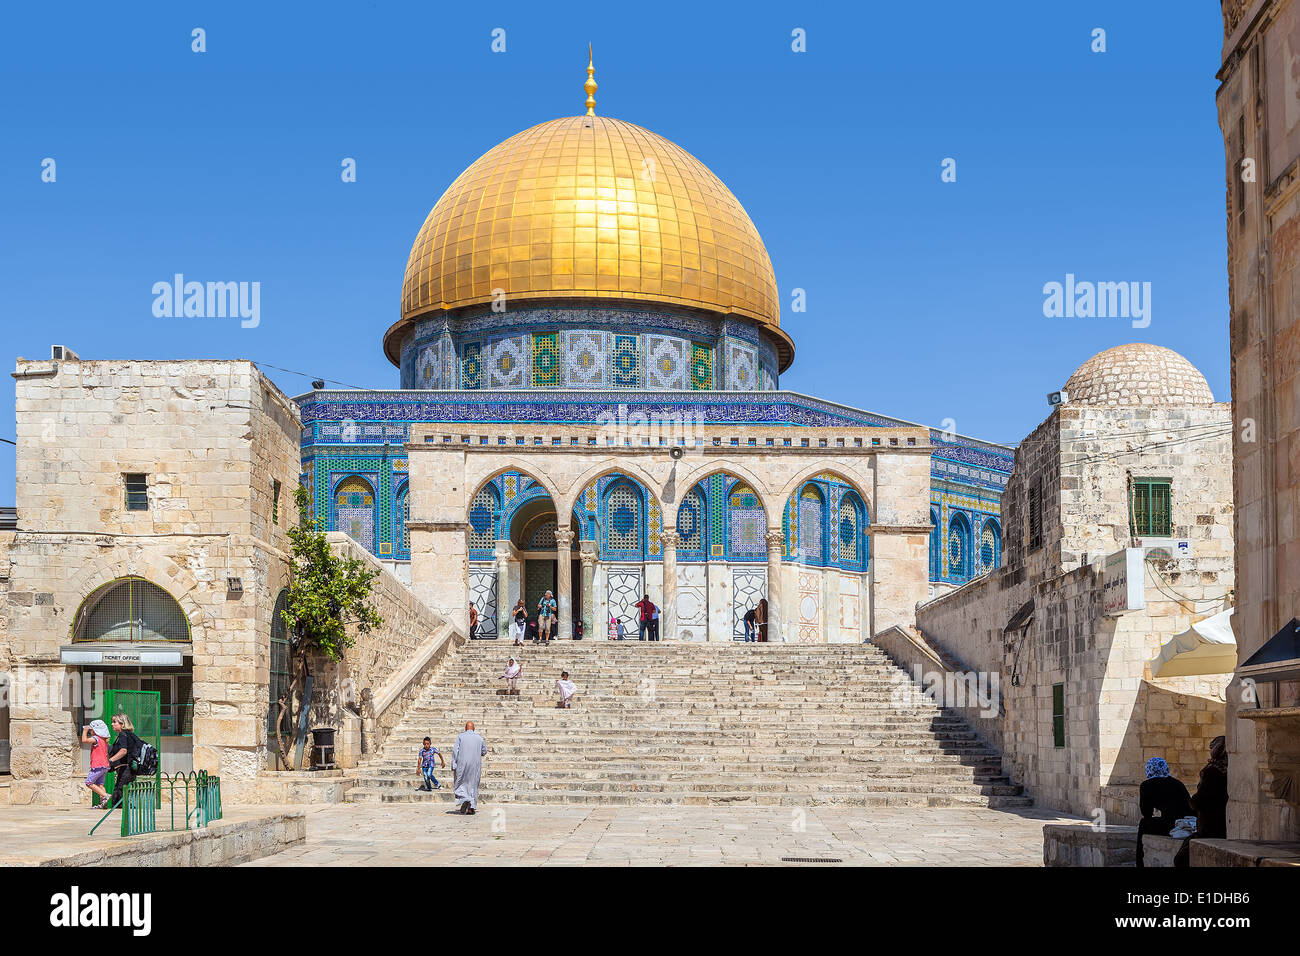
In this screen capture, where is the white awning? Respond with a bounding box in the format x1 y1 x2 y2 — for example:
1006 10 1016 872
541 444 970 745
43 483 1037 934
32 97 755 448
1149 609 1236 678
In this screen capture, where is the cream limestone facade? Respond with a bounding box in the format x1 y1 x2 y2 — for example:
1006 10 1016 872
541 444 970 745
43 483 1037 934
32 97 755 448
0 358 452 805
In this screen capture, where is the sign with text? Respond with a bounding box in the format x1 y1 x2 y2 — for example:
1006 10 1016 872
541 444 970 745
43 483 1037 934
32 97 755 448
1103 549 1146 616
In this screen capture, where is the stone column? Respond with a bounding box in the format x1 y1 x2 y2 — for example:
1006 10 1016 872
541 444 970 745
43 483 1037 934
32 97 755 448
765 530 785 643
661 530 679 641
580 546 596 636
555 528 574 641
495 541 511 638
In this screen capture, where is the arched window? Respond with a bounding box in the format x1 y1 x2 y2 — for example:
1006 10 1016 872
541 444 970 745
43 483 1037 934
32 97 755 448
727 482 765 558
948 512 972 582
74 577 190 643
334 476 376 552
676 485 707 557
394 482 410 556
837 490 867 570
981 518 1001 574
468 484 501 552
605 481 643 555
797 484 826 565
929 508 941 579
269 589 292 736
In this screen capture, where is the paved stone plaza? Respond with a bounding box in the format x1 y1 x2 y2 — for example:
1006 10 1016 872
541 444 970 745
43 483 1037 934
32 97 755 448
242 803 1083 867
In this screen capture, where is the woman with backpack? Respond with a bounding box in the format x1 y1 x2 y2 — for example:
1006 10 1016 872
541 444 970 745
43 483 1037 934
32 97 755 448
106 713 144 809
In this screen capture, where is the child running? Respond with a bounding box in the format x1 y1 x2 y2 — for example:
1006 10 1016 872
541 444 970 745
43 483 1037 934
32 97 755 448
417 736 445 792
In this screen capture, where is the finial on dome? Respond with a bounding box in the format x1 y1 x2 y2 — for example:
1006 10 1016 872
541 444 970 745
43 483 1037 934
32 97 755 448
584 44 597 116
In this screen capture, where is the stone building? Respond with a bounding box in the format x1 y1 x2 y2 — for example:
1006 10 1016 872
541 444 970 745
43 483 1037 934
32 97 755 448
298 65 1012 644
1217 0 1300 844
0 358 446 803
914 344 1235 822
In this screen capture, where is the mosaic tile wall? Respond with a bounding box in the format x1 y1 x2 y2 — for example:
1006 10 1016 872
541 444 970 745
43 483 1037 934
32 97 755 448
395 306 790 392
783 475 868 571
931 482 1002 584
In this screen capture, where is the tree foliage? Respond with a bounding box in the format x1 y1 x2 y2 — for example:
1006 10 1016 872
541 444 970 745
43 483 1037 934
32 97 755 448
274 485 383 769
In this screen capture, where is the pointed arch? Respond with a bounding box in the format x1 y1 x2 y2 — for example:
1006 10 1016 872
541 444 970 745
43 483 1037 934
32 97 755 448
676 483 708 560
947 511 973 583
726 478 766 560
468 481 503 555
394 480 411 558
929 508 941 581
980 517 1002 574
603 476 646 559
333 475 377 553
796 482 827 565
836 486 868 571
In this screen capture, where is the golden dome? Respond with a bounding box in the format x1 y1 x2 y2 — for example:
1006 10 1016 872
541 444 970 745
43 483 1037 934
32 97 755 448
388 114 790 369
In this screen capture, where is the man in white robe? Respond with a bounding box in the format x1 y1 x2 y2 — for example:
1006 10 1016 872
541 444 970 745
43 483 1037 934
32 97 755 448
556 671 578 708
452 721 487 814
501 657 522 695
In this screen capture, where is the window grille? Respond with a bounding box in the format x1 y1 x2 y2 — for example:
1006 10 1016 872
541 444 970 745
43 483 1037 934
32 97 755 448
124 474 148 511
1130 478 1172 537
76 577 190 643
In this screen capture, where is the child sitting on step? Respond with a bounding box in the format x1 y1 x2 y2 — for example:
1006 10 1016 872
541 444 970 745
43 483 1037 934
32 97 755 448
417 737 444 791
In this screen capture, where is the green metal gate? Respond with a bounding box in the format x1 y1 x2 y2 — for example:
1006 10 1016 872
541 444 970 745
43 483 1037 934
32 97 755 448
94 689 162 809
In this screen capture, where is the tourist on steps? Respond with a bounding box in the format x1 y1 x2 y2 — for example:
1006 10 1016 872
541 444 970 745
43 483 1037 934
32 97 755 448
452 721 487 815
416 736 444 791
556 671 578 708
511 599 528 646
1136 756 1191 867
634 594 655 641
537 591 558 644
649 602 660 641
755 599 769 642
501 657 522 695
742 606 758 642
468 603 479 640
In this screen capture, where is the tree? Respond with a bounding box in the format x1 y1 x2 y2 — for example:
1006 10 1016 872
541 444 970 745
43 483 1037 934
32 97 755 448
274 485 383 769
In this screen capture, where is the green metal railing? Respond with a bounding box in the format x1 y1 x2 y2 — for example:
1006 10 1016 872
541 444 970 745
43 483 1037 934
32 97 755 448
89 772 223 838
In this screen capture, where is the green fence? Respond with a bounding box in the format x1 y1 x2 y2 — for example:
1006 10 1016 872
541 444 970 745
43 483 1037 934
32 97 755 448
93 688 162 809
91 772 223 838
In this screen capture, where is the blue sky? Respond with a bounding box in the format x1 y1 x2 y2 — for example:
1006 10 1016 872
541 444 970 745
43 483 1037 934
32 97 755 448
0 1 1228 496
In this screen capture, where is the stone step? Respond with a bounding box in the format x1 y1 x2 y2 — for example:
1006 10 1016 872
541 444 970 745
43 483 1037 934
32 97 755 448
344 787 1033 809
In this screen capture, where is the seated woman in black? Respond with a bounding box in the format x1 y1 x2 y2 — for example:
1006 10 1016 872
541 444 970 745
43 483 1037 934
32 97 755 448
106 713 143 810
1137 756 1191 867
1190 736 1229 839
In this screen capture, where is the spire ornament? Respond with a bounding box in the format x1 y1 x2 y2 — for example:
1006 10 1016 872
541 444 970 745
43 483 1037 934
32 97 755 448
584 44 597 115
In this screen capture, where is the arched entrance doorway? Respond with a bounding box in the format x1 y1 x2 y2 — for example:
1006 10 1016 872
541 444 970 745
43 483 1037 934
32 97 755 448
508 496 582 635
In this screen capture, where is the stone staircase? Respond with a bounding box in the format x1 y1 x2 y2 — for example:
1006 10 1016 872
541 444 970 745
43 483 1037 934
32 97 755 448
344 640 1030 809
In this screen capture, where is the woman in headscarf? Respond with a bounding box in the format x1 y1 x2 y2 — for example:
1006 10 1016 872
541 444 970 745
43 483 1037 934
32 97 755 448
1136 756 1191 867
1174 736 1230 867
1190 736 1229 839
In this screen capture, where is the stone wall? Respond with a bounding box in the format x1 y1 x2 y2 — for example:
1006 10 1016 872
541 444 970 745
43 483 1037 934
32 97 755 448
1217 0 1300 844
299 533 453 770
1 359 300 804
916 399 1234 820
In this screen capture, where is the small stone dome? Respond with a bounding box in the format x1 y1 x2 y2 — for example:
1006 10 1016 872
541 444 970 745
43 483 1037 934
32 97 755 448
1063 343 1214 407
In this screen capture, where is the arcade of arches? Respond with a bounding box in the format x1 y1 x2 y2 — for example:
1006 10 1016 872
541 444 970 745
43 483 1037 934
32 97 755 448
403 424 934 645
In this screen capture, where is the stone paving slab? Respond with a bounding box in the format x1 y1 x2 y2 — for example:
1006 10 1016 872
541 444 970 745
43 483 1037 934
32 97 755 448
241 802 1083 867
0 805 304 866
